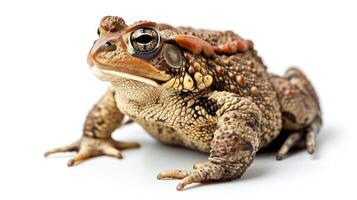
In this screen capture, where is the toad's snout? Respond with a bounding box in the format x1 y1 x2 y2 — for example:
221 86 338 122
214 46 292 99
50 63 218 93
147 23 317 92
87 34 123 68
87 34 171 83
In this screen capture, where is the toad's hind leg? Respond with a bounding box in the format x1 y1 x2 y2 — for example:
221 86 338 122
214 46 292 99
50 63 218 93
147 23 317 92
270 67 322 160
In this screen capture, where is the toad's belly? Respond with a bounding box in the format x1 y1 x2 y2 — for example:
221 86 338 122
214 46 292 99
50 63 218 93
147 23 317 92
134 118 214 153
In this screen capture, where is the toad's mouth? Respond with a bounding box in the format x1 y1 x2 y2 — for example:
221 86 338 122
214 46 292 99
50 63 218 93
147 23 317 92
88 54 171 86
90 64 164 86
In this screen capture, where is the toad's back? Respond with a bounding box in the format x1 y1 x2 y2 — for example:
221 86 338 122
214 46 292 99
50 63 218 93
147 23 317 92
160 25 283 147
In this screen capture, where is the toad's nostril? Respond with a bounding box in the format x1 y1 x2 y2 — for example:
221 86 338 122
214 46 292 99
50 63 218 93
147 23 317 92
102 42 117 51
105 42 111 47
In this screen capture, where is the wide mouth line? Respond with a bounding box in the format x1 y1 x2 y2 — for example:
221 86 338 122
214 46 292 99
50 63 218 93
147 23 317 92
91 65 161 86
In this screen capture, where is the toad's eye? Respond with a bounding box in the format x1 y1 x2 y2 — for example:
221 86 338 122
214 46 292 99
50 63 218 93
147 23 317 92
129 27 160 58
97 28 101 36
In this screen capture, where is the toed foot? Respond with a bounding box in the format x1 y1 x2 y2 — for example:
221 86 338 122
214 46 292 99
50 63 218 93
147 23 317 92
44 136 140 166
157 162 225 191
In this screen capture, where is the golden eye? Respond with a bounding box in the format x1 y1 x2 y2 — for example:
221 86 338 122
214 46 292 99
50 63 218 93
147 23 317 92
129 27 160 58
163 44 183 68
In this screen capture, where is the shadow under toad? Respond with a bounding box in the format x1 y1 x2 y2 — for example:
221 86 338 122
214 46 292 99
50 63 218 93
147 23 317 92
140 123 338 184
44 123 338 190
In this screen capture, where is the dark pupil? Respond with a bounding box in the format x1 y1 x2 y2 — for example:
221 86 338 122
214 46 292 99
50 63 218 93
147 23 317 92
135 34 153 44
97 28 100 36
130 28 159 55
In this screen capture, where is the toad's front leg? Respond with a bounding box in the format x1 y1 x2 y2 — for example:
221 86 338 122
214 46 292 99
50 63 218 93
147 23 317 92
45 88 140 166
158 93 261 190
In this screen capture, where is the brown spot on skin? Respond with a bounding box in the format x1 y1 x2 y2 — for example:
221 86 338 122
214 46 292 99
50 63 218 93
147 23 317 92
188 66 195 74
214 39 254 55
183 52 190 60
235 40 248 52
227 43 238 53
228 72 234 78
236 75 247 87
216 66 225 74
230 85 238 93
259 104 266 111
251 86 259 95
200 68 207 75
284 89 292 96
193 62 201 70
284 88 298 96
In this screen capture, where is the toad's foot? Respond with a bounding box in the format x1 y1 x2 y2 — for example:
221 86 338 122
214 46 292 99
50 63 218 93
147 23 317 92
157 162 225 191
276 117 321 160
44 136 140 166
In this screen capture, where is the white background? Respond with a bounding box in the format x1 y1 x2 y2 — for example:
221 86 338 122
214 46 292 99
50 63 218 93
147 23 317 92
0 0 356 199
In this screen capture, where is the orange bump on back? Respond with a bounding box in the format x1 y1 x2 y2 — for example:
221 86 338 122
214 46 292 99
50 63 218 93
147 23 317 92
169 35 215 57
214 39 254 55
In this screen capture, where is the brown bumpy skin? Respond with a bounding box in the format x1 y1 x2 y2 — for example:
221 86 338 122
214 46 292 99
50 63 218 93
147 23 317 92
158 92 262 190
46 16 322 190
269 68 322 159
